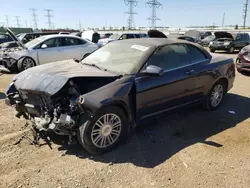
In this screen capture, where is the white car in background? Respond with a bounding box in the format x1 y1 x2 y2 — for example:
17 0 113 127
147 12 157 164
97 33 148 47
2 29 98 72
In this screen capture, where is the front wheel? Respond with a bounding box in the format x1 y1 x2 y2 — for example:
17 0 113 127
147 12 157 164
18 57 36 72
77 106 129 154
204 81 226 110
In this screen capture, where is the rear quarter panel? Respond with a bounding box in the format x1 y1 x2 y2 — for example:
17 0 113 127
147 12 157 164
196 54 235 96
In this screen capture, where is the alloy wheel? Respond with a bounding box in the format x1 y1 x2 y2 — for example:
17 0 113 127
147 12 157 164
23 58 35 70
91 113 122 148
210 84 224 107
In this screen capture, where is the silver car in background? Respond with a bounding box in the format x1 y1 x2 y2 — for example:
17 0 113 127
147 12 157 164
2 33 98 72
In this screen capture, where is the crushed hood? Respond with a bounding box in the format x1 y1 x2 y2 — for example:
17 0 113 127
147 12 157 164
214 32 234 39
4 27 27 50
14 60 117 95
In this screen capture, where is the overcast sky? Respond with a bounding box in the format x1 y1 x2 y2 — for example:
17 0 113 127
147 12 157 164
0 0 246 29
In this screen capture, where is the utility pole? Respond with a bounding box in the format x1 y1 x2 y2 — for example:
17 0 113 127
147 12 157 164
5 15 9 27
124 0 138 29
146 0 162 29
30 8 38 29
78 21 82 31
45 9 53 29
243 0 248 29
222 13 225 27
15 16 20 28
25 20 28 28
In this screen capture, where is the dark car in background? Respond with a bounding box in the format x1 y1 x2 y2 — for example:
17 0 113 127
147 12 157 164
0 33 13 44
209 32 250 53
1 32 60 50
5 38 235 154
236 45 250 72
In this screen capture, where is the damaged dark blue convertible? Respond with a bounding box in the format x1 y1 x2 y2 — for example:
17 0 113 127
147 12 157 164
5 38 235 154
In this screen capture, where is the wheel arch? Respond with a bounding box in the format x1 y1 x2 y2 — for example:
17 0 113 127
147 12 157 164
100 101 131 121
214 77 228 93
18 56 37 65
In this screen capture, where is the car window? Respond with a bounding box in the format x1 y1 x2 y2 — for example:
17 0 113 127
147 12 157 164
127 34 135 39
64 37 85 46
146 44 190 71
134 34 141 38
40 38 63 48
0 35 7 39
185 44 207 63
236 34 242 41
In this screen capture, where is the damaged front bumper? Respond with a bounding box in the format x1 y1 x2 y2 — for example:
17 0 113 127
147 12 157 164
5 81 89 138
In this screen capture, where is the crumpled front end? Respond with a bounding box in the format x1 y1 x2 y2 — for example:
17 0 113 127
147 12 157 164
5 80 85 137
5 73 118 139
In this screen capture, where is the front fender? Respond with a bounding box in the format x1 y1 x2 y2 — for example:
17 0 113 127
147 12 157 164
81 81 134 117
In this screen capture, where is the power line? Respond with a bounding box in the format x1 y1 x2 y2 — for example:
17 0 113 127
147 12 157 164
124 0 138 29
30 8 38 29
5 15 9 27
146 0 162 28
222 13 225 27
15 16 20 28
243 0 248 29
45 9 53 29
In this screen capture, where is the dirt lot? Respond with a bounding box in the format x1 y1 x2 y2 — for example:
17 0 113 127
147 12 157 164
0 54 250 188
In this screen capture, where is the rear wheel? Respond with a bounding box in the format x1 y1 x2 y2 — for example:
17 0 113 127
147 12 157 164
204 81 226 110
228 46 235 53
77 106 129 154
18 57 35 72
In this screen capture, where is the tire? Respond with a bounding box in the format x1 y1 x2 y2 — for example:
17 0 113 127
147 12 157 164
228 46 235 54
204 80 226 111
17 57 35 72
210 48 215 53
77 106 129 154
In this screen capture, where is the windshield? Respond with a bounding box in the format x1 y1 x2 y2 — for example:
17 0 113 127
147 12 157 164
81 42 149 74
24 36 46 48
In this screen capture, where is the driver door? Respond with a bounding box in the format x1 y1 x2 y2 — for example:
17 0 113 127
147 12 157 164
36 37 64 64
135 44 197 121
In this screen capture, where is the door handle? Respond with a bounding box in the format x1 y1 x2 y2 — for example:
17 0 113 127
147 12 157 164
185 70 195 75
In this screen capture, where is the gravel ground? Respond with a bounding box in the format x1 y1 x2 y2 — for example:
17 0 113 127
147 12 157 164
0 53 250 188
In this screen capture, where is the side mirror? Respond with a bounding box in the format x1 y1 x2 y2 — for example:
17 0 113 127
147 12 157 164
41 44 48 49
141 65 164 76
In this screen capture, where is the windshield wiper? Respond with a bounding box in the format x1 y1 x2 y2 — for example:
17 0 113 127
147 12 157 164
83 63 107 71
